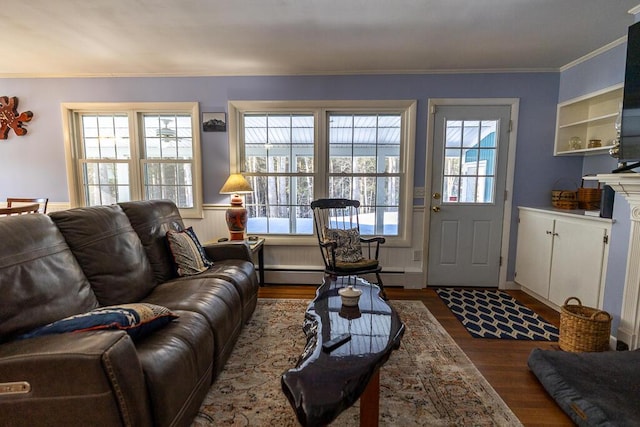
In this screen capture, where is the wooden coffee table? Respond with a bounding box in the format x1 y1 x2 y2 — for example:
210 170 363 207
281 275 405 426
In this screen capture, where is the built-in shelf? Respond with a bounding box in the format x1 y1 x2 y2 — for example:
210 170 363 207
554 84 623 156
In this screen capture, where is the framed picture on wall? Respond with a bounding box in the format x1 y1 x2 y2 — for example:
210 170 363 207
202 112 226 132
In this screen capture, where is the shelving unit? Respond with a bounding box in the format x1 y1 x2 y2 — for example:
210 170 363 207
554 84 623 156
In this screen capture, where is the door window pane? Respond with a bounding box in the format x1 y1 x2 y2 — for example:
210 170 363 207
443 120 498 204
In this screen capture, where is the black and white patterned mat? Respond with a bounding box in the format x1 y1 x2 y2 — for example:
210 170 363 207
436 288 559 341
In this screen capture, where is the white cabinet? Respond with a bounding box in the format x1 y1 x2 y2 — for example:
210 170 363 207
515 208 611 309
554 84 623 156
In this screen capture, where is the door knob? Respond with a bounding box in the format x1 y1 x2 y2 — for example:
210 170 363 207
432 192 441 200
432 206 440 212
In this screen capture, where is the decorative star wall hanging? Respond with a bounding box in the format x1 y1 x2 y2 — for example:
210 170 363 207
0 96 33 139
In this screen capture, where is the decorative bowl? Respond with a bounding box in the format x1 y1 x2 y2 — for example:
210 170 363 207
338 285 362 307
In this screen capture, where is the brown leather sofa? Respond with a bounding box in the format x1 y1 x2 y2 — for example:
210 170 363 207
0 200 259 427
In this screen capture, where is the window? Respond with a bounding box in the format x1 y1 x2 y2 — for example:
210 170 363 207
228 100 416 240
62 102 203 218
442 120 498 204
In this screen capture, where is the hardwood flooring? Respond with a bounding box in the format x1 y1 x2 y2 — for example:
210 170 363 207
258 285 573 427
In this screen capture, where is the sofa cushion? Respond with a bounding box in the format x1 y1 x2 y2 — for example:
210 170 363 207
136 310 213 427
141 276 243 379
50 205 156 306
0 214 98 341
166 227 213 276
119 200 185 284
195 259 258 323
17 303 178 341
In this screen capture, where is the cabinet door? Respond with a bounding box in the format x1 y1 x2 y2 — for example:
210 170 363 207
548 219 606 308
515 211 554 298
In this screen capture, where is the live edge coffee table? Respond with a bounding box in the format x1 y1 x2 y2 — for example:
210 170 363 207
281 275 405 426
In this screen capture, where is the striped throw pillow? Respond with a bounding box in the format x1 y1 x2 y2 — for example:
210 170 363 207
166 227 213 276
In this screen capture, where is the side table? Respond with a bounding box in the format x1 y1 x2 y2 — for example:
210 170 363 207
247 238 265 286
206 238 265 286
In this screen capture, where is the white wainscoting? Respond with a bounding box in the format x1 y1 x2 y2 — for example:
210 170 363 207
185 205 427 289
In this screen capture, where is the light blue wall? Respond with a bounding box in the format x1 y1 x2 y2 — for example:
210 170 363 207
558 39 631 334
559 42 627 102
0 72 567 281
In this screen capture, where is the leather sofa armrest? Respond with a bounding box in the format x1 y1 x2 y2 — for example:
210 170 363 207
203 242 253 262
0 331 152 427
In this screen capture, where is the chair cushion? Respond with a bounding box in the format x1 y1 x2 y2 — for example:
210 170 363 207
335 258 379 271
323 227 364 263
166 227 213 276
17 303 178 341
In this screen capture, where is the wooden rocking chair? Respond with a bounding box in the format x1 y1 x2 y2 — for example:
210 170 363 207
311 198 387 299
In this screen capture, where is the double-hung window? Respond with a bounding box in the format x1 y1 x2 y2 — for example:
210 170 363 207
62 102 203 218
228 100 416 240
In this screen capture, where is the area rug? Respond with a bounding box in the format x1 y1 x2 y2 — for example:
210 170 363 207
192 298 522 426
436 288 559 341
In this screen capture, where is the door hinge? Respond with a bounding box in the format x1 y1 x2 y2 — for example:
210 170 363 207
430 105 436 114
508 120 513 132
604 235 609 244
499 256 503 267
504 190 508 201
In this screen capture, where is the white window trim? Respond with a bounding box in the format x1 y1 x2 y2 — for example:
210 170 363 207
228 100 417 246
61 102 203 218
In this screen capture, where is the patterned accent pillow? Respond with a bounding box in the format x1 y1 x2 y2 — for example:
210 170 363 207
17 303 178 341
166 227 213 276
323 227 364 263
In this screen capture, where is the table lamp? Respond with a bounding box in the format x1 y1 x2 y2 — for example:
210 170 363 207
220 173 253 240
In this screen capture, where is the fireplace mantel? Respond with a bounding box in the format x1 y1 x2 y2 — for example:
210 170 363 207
593 173 640 349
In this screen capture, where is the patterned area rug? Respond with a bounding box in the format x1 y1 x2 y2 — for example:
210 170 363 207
192 298 522 426
436 288 559 341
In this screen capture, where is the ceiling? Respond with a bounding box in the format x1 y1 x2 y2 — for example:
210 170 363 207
2 0 639 78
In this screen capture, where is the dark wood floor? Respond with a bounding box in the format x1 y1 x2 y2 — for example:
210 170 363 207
258 285 573 427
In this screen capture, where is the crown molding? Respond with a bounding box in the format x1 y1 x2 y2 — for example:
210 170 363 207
560 36 627 72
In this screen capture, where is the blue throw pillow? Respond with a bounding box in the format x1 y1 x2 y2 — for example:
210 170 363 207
166 227 213 276
18 303 178 341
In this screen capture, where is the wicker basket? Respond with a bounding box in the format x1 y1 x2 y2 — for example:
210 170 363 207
559 297 611 352
577 180 602 210
551 190 578 209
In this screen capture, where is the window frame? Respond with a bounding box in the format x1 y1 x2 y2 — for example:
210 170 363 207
61 102 203 218
228 100 417 246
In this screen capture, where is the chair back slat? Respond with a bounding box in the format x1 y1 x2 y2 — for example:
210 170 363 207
7 197 48 213
311 198 360 237
0 203 41 216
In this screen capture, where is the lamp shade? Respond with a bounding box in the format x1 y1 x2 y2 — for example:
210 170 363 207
220 173 253 195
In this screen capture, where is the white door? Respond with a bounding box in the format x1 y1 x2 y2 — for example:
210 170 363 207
427 105 511 286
